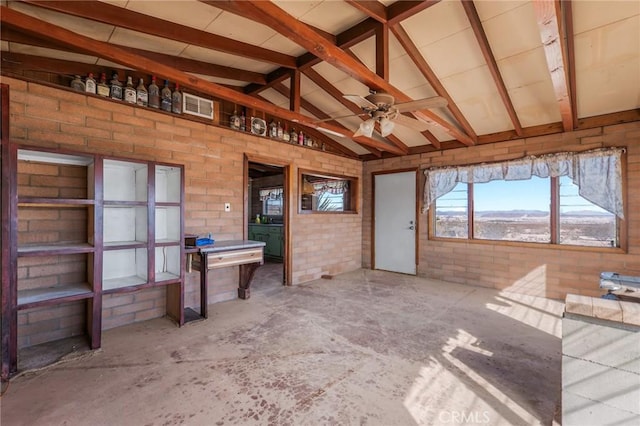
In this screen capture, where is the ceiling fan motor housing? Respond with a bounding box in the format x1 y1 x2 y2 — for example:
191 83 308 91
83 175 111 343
365 92 395 111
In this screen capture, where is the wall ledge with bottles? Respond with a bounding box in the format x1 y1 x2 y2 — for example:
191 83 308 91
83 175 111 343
1 142 185 380
2 70 350 157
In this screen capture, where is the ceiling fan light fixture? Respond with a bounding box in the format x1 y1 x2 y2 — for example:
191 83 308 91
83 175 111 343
355 118 375 138
379 117 394 137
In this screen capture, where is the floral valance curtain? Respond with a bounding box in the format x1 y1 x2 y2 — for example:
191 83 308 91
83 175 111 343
423 148 625 218
313 180 348 196
259 187 283 201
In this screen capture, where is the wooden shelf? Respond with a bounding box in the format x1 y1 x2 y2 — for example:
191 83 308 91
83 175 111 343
155 272 180 282
18 198 95 206
17 284 93 310
18 243 94 256
103 241 147 249
102 275 147 292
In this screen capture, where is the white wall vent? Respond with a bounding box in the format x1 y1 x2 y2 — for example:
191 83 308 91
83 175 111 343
182 92 214 120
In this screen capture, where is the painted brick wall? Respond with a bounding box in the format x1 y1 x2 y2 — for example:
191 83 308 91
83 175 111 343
363 123 640 299
2 76 362 344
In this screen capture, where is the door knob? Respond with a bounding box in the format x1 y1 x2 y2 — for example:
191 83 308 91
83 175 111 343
408 225 415 230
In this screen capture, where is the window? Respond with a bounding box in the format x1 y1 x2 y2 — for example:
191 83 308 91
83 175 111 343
263 196 283 216
433 176 620 248
299 170 357 213
473 177 551 243
559 176 617 247
435 182 468 238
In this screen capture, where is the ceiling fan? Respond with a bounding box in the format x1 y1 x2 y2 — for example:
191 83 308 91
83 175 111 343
317 90 447 138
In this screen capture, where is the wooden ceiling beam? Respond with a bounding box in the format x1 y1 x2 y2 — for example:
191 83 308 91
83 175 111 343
0 6 404 155
303 68 408 154
346 1 387 23
461 0 523 136
390 24 476 142
244 67 291 95
1 27 267 84
533 0 574 131
290 69 301 113
375 22 389 80
387 1 441 26
563 0 578 130
226 0 473 146
21 0 297 68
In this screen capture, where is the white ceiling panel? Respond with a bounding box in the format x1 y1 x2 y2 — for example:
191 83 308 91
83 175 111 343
474 0 528 21
389 54 429 92
400 1 469 49
227 57 279 75
498 47 552 89
9 43 98 65
261 33 308 57
95 58 133 70
572 0 640 34
442 66 514 134
349 37 376 74
273 1 323 19
123 0 222 30
205 12 278 46
418 28 487 79
294 0 366 34
109 28 188 56
180 45 242 67
259 88 290 110
481 1 542 60
9 2 115 41
508 80 562 127
575 15 640 117
332 78 370 99
312 61 352 85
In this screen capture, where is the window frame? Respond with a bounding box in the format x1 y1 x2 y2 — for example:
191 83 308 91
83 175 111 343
429 177 626 252
298 169 358 214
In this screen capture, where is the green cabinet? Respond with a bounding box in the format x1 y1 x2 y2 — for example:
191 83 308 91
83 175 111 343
248 225 283 260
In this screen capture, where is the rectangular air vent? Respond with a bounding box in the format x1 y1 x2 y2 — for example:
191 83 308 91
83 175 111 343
182 92 214 120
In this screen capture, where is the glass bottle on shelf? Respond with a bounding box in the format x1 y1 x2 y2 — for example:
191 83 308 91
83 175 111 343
161 80 172 112
136 78 148 107
70 75 85 92
123 76 136 104
230 109 240 130
239 109 246 132
290 127 297 144
85 73 96 94
269 119 277 138
109 73 123 100
283 124 290 143
277 121 283 139
96 72 110 97
171 83 182 114
148 76 160 109
298 130 304 145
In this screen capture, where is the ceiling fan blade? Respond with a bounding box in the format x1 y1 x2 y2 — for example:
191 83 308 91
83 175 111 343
391 113 432 132
394 96 448 113
343 94 378 109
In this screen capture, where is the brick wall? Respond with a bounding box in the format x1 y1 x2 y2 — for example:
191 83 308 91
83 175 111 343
363 123 640 299
2 76 362 345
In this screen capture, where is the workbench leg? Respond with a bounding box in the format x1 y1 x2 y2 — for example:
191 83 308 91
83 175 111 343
238 262 262 300
200 253 208 318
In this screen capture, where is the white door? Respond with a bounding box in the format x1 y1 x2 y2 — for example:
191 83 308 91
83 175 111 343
374 171 417 274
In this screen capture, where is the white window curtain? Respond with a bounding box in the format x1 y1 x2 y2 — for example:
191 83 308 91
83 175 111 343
423 148 624 218
259 187 283 201
313 180 348 196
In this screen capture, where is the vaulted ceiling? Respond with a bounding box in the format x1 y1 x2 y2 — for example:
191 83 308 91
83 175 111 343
1 0 639 159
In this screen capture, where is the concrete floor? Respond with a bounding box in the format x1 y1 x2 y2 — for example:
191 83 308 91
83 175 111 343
1 268 564 425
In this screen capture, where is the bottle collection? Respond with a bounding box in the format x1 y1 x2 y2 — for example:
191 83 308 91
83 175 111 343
70 72 182 114
228 109 326 151
70 73 328 152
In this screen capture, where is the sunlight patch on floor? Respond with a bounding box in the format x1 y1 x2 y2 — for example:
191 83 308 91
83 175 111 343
404 330 539 425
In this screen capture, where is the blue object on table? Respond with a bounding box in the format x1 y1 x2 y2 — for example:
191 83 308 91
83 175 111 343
195 237 214 246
